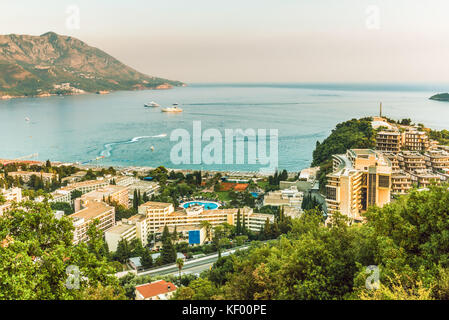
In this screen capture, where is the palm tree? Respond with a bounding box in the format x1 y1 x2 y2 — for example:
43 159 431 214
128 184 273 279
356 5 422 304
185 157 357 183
176 258 184 282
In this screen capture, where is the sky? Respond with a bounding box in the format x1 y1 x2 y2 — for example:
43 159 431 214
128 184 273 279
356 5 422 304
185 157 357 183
1 0 449 83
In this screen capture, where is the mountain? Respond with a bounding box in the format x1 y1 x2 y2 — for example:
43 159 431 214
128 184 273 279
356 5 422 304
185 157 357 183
0 32 183 98
430 93 449 102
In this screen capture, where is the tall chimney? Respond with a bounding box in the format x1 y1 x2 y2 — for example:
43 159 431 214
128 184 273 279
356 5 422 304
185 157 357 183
380 102 382 117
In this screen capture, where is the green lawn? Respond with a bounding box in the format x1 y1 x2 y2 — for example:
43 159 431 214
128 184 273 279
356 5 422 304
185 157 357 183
216 191 232 202
256 180 269 190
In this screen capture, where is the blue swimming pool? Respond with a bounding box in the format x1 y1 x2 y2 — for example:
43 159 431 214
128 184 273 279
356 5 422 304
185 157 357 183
182 201 220 210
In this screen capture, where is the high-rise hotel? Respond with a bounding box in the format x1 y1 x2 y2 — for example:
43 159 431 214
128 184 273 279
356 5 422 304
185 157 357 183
325 149 392 223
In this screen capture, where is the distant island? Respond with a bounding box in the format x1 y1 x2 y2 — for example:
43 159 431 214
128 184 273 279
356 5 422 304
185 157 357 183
429 93 449 101
0 32 183 99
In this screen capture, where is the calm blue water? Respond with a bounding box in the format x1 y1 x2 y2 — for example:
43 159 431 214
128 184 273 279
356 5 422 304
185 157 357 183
182 201 220 210
1 83 449 172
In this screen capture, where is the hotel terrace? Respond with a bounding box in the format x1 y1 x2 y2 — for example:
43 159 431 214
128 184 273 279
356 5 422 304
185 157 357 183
325 149 392 223
381 149 449 193
104 201 273 251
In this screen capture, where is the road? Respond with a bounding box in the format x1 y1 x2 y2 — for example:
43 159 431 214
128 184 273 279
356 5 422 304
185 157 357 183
116 244 252 278
139 245 250 277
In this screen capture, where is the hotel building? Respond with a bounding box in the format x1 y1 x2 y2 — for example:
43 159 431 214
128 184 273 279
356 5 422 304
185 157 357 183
69 199 115 244
376 131 402 153
0 187 23 216
325 149 392 223
375 126 430 153
390 170 413 195
398 151 427 171
49 179 110 204
403 130 430 151
81 184 130 208
104 201 273 251
424 150 449 170
8 171 58 183
263 186 303 208
104 222 137 251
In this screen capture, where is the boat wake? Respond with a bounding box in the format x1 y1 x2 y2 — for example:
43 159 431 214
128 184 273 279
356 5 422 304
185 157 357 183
100 134 167 158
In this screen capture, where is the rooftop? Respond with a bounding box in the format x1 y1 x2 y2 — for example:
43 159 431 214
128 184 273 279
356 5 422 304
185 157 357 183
140 201 173 209
61 179 108 191
82 185 128 199
105 223 135 235
69 200 114 221
135 280 177 299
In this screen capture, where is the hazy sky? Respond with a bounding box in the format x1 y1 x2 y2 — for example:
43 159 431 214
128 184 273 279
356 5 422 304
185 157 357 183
2 0 449 83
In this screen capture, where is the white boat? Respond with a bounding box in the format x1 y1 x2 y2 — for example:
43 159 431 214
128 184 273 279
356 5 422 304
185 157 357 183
144 101 160 107
162 104 183 113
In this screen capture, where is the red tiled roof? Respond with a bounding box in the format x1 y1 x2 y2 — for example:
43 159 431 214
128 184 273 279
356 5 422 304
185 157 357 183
135 280 177 298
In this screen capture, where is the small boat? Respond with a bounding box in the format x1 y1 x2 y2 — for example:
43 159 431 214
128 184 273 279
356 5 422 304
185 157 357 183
162 103 183 113
150 146 155 151
25 117 30 122
144 101 161 107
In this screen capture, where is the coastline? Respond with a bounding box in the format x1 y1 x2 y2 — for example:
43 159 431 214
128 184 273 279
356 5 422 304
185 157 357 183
0 157 279 177
0 83 185 101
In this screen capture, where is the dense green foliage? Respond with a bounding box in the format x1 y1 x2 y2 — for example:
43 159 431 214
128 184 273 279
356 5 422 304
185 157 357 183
311 118 376 193
429 129 449 146
174 186 449 300
0 201 125 299
312 118 376 167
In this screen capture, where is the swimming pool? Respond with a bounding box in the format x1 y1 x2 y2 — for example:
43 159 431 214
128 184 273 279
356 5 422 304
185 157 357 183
182 201 220 210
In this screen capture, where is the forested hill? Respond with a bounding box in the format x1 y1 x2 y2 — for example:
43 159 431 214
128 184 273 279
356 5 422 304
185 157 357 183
311 117 376 192
312 117 376 167
0 32 183 97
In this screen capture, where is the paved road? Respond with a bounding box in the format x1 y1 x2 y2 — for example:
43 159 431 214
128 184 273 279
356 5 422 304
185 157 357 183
115 244 253 278
138 245 249 277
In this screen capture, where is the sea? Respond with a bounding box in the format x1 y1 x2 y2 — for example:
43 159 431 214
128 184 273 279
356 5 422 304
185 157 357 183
1 83 449 173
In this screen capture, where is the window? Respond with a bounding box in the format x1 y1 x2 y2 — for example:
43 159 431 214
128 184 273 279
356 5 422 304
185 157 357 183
378 175 390 188
326 186 337 201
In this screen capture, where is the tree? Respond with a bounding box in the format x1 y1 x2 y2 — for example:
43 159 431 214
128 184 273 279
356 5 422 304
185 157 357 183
130 238 145 257
174 278 220 300
115 239 131 263
140 248 153 269
71 189 82 200
161 226 176 264
213 225 230 258
172 225 179 241
132 189 138 210
176 258 185 281
0 201 123 299
236 209 242 235
50 202 74 215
